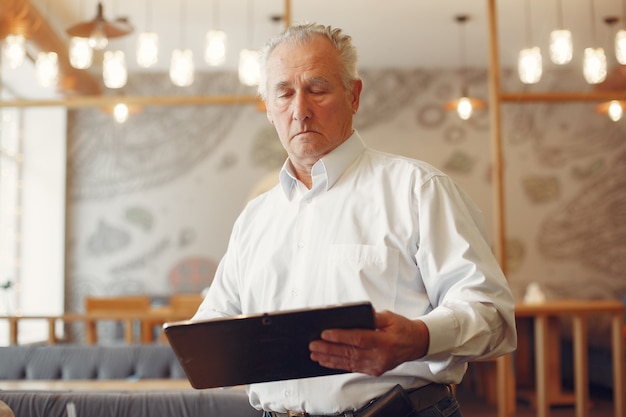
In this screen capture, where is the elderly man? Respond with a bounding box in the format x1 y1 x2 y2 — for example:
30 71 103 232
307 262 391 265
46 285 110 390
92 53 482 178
194 23 516 417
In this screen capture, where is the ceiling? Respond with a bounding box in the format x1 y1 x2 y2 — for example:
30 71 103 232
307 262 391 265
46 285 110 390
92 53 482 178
3 0 626 97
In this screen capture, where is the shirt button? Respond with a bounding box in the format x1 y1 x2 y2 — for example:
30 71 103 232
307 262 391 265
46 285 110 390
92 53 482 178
297 241 305 248
292 289 299 296
284 390 292 398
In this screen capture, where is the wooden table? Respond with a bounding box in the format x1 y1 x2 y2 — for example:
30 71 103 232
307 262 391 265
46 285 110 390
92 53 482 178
0 379 196 391
515 300 625 417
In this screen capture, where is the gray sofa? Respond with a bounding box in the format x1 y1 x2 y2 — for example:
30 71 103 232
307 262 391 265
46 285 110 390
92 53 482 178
0 344 261 417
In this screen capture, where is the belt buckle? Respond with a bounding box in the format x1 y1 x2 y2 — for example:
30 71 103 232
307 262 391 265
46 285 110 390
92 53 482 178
287 412 308 417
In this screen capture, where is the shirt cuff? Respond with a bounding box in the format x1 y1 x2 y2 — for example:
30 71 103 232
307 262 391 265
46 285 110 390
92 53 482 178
419 306 460 357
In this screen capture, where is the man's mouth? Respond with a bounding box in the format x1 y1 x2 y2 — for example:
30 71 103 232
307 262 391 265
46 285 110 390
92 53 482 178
294 129 316 137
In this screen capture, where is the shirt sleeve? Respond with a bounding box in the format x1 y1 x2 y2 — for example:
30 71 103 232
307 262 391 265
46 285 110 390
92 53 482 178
415 175 517 370
192 218 244 321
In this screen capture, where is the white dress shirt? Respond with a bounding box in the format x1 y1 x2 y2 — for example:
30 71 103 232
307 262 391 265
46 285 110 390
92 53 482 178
194 131 516 414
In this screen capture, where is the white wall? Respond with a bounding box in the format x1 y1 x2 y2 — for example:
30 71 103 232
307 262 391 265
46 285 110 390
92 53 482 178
20 107 67 316
11 107 67 344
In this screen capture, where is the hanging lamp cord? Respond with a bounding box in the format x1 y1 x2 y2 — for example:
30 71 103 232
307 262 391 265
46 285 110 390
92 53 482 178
556 0 564 30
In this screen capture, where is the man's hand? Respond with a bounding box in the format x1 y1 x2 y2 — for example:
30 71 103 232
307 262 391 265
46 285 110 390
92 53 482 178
309 310 430 376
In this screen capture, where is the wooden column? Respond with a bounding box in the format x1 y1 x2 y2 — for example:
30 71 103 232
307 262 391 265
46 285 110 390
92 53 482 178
486 0 506 274
486 3 514 417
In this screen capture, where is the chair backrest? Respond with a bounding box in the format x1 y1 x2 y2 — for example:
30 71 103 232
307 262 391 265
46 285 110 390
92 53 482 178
85 295 151 314
169 293 204 317
84 296 153 344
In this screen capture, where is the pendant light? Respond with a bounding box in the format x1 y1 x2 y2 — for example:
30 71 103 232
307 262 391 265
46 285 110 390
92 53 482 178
595 16 623 121
35 0 60 87
205 0 227 66
103 50 128 88
69 36 93 69
101 100 142 123
137 32 158 67
136 0 158 67
68 0 93 69
206 30 227 66
35 52 59 87
113 103 130 123
518 0 542 84
170 49 194 86
170 0 194 86
549 0 573 65
239 0 260 86
239 49 260 86
583 0 607 85
617 0 626 64
2 34 26 69
583 48 607 84
110 102 141 123
66 2 133 50
444 15 486 120
596 100 625 122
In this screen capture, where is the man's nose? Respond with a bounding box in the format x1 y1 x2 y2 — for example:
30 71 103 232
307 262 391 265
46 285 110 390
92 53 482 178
292 92 311 121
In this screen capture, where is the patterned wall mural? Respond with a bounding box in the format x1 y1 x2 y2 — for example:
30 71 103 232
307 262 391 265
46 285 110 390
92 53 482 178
66 69 626 344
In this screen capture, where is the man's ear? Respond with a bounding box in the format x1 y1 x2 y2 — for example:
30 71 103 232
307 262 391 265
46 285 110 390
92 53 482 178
351 79 363 113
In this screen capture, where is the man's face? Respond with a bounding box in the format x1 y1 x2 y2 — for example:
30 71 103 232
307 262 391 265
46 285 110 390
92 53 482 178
264 35 362 170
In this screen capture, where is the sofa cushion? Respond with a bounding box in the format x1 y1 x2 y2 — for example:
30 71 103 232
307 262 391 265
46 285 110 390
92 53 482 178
0 345 186 380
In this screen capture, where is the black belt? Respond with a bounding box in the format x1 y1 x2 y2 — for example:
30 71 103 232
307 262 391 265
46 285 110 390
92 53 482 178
267 383 451 417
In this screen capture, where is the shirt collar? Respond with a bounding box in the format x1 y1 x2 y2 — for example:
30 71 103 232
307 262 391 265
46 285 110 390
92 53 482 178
279 131 366 199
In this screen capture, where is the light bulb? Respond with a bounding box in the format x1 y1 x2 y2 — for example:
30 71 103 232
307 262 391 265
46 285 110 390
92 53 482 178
35 52 59 87
89 22 108 50
205 30 227 66
69 37 93 69
137 32 159 68
2 34 26 69
170 49 194 87
518 47 543 84
583 47 607 84
549 30 573 65
103 50 127 89
616 30 626 65
607 101 623 122
456 97 473 120
238 49 260 86
113 103 130 123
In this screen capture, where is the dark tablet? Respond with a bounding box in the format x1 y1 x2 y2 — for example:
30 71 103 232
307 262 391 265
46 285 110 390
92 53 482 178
163 301 375 389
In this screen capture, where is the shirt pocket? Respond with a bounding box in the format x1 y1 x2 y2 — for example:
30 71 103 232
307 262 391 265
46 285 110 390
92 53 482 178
326 244 399 311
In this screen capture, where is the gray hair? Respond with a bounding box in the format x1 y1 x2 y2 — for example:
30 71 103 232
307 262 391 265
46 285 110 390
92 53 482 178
257 23 360 100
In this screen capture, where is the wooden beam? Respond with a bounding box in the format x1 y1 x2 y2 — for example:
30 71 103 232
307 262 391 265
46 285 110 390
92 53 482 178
501 91 626 103
0 0 101 96
0 94 262 109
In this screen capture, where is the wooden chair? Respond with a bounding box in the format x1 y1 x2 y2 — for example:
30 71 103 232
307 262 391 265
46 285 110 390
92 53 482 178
463 355 515 417
152 293 205 343
169 293 204 318
84 295 151 344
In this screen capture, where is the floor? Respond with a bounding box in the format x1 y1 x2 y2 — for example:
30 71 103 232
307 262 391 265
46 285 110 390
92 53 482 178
455 384 616 417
